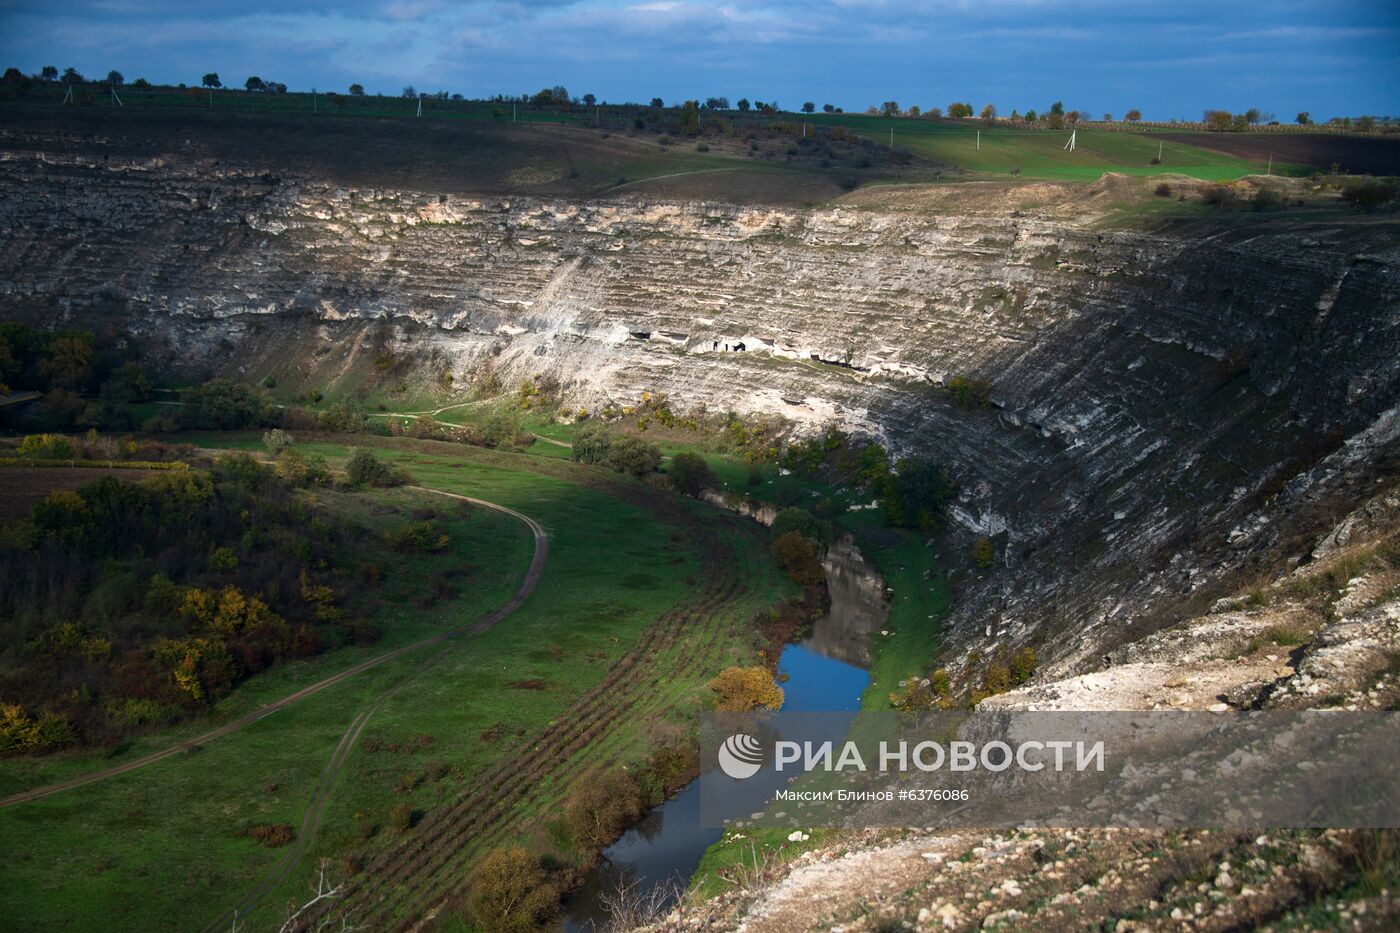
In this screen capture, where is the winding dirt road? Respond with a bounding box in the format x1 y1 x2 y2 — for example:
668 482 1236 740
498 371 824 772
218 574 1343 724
0 489 548 815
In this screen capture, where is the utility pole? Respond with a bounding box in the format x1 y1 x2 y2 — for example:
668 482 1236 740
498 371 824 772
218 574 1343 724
513 101 517 122
977 129 980 151
889 126 893 147
61 83 73 105
416 95 422 118
110 86 122 107
1267 153 1273 176
1157 140 1163 163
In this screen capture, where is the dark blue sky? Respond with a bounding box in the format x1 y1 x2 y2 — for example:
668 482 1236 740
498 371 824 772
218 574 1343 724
1 1 1396 119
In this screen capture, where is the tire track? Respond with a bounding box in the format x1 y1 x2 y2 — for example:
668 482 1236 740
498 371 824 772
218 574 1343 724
199 486 548 931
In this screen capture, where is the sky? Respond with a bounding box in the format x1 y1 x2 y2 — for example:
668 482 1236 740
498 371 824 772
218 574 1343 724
1 1 1397 120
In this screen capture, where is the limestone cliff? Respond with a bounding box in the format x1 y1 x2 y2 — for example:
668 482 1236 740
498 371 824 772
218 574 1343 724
2 141 1397 677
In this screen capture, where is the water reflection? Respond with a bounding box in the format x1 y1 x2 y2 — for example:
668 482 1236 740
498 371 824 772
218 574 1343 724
562 534 889 931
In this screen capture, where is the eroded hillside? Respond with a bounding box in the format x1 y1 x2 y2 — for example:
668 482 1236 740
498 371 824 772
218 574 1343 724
1 127 1398 689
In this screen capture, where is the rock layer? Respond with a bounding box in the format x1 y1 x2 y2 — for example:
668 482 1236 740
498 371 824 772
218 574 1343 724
2 143 1398 671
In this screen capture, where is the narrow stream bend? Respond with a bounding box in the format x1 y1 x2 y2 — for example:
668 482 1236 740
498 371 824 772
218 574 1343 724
563 535 889 930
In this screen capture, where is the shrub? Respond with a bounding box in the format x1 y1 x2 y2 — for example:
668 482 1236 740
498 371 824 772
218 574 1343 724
571 423 614 464
345 449 408 487
384 521 449 553
463 846 559 933
972 537 994 568
1153 182 1172 197
0 703 75 754
708 666 784 711
1009 647 1037 685
772 531 824 587
246 823 294 847
564 768 645 851
390 802 414 832
946 376 991 409
18 433 74 459
1201 184 1238 208
605 435 661 477
771 507 832 547
1341 179 1397 211
262 428 293 454
878 457 953 530
274 449 331 487
982 662 1011 695
667 452 715 497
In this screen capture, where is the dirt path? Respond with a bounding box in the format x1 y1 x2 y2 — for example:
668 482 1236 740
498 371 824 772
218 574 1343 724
198 487 547 931
0 489 548 812
530 432 572 448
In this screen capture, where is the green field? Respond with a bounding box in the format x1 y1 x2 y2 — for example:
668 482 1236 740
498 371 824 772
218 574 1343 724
0 437 794 930
803 111 1285 180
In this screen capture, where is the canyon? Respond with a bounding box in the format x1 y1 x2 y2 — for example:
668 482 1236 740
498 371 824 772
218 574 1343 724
3 128 1396 688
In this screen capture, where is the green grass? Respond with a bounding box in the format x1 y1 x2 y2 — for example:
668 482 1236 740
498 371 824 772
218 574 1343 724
804 112 1292 181
0 437 792 931
690 826 833 898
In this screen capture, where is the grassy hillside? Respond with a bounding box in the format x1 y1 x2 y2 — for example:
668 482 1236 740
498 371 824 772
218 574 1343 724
803 112 1282 180
0 438 792 930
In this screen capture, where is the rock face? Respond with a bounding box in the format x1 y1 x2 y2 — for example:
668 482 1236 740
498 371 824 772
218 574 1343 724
2 142 1398 671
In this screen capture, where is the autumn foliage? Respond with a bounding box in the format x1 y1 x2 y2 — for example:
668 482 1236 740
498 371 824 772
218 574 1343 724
707 666 784 712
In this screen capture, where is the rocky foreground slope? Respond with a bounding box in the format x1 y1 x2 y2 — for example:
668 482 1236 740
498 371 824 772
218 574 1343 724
3 133 1397 684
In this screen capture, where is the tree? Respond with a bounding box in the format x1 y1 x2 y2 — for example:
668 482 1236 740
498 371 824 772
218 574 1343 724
980 103 997 120
771 507 832 546
106 70 124 86
244 76 264 92
1049 100 1064 116
1245 107 1261 124
41 65 58 81
1357 115 1377 132
1296 111 1311 125
973 536 994 568
345 449 408 487
822 103 834 113
772 531 824 586
265 81 286 94
907 104 920 118
401 85 417 98
667 452 714 497
40 331 95 389
649 96 663 108
582 92 596 106
348 83 364 95
565 768 644 851
1102 112 1112 122
737 97 750 111
947 102 973 118
801 101 815 113
704 96 728 109
202 72 221 89
708 666 783 711
927 106 943 119
1204 109 1233 131
1125 108 1141 122
878 457 953 531
605 435 661 477
61 67 84 84
1024 108 1037 122
464 847 559 933
879 100 899 117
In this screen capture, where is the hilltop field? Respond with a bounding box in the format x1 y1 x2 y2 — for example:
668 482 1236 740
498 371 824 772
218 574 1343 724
3 89 1395 207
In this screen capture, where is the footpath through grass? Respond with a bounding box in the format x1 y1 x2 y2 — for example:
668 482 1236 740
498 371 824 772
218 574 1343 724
0 436 790 931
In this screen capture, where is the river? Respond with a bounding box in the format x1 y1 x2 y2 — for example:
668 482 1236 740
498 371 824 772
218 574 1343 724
562 535 889 930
